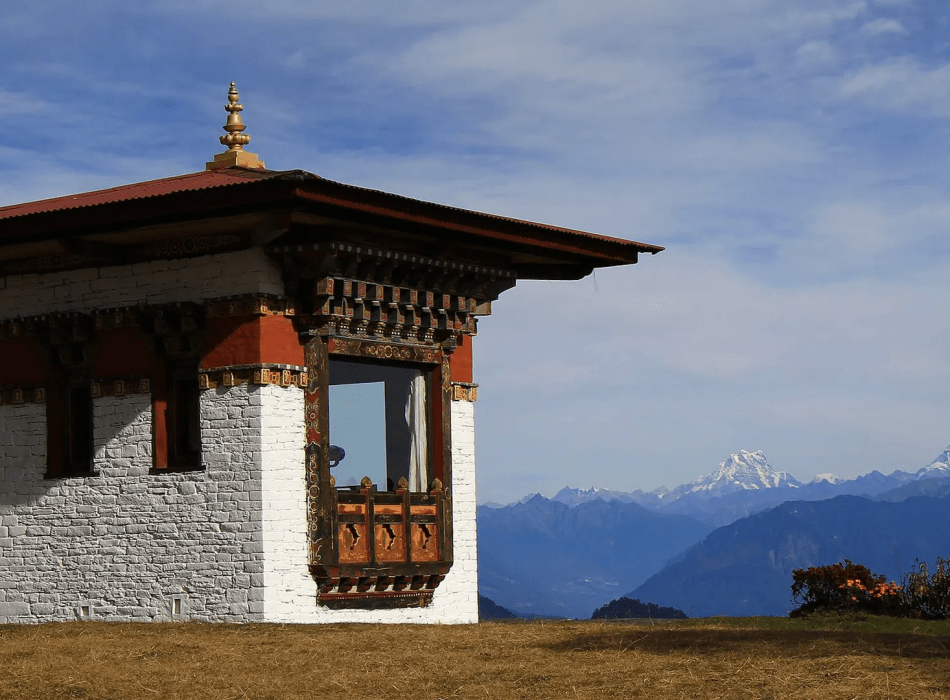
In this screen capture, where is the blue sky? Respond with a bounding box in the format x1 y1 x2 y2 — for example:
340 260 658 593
3 0 950 503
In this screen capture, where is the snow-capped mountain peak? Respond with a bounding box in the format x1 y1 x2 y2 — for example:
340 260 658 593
664 449 802 500
812 473 841 484
915 446 950 480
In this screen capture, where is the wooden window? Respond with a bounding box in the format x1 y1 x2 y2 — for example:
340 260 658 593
308 338 454 607
169 367 201 468
153 359 202 471
66 384 93 473
46 377 94 478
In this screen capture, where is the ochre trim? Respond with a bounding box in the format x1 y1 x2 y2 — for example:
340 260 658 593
198 364 307 390
204 295 296 318
0 386 46 405
90 378 150 398
450 382 478 402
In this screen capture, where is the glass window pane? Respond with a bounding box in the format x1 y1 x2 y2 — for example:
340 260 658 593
329 358 429 491
329 381 386 487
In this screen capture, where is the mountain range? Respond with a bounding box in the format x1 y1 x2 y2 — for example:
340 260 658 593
478 446 950 618
477 496 713 619
548 447 950 525
626 494 950 617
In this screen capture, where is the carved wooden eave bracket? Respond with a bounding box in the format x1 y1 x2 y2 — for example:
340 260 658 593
269 240 511 349
139 303 207 358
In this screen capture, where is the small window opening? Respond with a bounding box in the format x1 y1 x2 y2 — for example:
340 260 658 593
167 364 201 469
65 384 93 476
170 595 186 617
329 359 429 491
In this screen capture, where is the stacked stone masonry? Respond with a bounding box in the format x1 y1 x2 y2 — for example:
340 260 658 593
0 250 479 624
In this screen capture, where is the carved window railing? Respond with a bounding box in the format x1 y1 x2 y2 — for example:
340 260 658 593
314 477 451 609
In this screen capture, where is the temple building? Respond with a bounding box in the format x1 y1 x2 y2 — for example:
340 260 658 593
0 84 662 623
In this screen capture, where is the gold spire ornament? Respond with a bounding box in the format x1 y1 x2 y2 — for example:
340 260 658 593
206 82 266 170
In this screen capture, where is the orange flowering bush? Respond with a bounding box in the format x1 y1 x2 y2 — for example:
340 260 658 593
792 557 950 618
836 578 904 615
790 560 896 617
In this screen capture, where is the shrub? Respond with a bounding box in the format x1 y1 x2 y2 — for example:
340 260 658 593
790 560 903 617
591 597 688 620
903 557 950 620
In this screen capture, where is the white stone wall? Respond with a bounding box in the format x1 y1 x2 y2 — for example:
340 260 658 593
0 249 284 321
0 389 267 623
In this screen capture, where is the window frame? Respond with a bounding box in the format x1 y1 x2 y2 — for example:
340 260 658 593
305 335 455 607
152 355 203 472
45 373 96 479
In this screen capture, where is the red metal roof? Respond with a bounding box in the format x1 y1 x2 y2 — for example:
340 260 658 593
0 167 664 260
0 168 280 221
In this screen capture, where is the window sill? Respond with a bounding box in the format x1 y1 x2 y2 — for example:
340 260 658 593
150 463 204 475
44 470 100 480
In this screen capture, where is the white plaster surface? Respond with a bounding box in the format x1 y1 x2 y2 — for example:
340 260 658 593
0 249 284 321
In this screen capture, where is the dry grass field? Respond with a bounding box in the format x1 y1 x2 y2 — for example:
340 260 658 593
1 616 948 699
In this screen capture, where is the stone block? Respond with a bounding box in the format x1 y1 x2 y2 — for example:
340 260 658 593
0 602 31 616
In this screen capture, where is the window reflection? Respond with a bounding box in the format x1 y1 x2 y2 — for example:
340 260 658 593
329 358 429 491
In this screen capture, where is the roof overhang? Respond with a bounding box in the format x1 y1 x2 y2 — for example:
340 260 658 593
0 168 663 280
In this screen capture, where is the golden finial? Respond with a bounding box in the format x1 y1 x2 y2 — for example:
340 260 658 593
206 82 266 170
220 82 251 151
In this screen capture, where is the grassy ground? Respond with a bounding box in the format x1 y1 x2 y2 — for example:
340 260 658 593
0 616 948 699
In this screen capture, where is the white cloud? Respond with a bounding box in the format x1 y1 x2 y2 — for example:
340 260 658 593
841 57 950 115
0 88 47 116
284 50 306 69
795 40 838 68
860 17 908 36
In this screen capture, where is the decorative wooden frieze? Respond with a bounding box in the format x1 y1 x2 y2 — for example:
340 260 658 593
197 364 307 390
450 382 478 402
92 308 142 330
139 234 242 260
327 337 440 364
0 320 23 339
315 580 439 609
273 241 516 286
0 387 46 405
3 254 86 275
1 233 246 276
204 295 296 318
90 378 151 398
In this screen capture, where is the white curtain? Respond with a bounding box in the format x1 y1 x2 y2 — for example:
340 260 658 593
406 373 428 491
